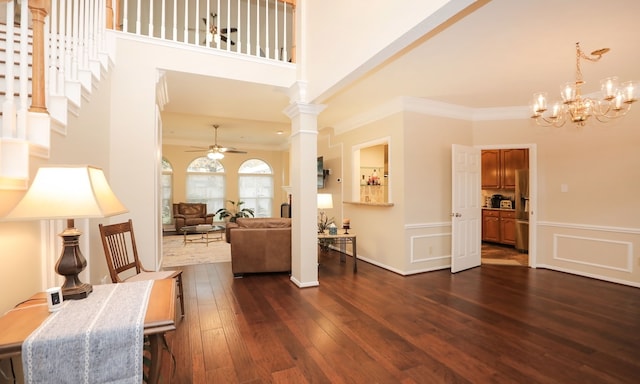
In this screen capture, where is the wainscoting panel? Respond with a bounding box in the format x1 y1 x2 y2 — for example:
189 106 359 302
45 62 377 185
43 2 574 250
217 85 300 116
411 233 451 263
553 234 632 272
404 222 452 274
538 221 640 287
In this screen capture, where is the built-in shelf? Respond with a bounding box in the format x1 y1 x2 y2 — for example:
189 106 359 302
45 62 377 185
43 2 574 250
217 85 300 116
344 201 394 207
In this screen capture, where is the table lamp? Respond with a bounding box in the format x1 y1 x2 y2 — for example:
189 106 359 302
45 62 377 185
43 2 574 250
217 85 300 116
317 193 333 233
5 165 128 300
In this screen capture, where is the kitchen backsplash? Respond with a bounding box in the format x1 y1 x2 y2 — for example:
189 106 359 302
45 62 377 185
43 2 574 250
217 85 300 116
482 189 515 208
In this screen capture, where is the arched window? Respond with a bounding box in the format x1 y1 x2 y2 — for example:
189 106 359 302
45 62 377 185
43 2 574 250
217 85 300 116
186 157 225 217
238 159 273 218
161 158 173 225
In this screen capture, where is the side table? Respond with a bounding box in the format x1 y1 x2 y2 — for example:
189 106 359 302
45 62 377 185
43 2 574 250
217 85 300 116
317 232 358 272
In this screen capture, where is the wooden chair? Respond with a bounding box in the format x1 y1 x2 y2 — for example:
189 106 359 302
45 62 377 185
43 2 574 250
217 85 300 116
99 219 185 317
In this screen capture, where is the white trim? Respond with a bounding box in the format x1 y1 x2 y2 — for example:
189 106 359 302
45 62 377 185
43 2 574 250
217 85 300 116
405 222 451 230
290 276 319 288
539 221 640 235
537 264 640 289
332 96 532 134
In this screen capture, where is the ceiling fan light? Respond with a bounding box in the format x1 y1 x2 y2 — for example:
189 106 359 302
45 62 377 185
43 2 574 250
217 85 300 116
207 151 224 160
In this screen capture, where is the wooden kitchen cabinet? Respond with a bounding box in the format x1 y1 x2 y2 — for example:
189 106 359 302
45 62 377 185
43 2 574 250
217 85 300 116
481 150 501 189
499 210 516 245
482 209 500 242
501 149 528 189
482 209 516 245
481 149 528 189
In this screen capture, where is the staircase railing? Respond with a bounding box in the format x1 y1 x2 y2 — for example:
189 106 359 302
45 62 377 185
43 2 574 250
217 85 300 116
0 0 296 189
0 0 112 189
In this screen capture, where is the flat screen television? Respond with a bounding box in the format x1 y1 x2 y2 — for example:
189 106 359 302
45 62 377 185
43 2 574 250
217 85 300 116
317 156 325 189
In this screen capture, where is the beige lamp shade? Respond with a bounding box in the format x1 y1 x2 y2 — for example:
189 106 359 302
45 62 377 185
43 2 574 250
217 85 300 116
5 165 128 220
317 193 333 210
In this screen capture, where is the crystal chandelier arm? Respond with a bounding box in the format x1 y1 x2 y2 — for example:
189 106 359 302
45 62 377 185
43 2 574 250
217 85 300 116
531 42 635 128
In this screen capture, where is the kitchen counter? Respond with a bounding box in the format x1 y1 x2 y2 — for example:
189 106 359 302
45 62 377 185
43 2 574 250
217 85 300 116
482 207 515 211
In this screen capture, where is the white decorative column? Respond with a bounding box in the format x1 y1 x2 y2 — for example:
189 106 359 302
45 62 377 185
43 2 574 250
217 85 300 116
283 100 325 288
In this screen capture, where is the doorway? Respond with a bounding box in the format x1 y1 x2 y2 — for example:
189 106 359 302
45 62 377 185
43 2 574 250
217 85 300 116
479 145 535 267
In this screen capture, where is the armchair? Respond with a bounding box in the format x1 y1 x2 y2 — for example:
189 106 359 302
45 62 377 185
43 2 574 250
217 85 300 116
173 202 215 230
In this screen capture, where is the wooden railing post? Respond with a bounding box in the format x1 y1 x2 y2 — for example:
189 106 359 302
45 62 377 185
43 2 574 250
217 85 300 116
105 0 114 30
28 0 51 114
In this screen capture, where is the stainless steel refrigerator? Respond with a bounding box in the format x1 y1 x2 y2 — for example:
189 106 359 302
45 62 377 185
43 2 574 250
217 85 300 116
515 169 529 252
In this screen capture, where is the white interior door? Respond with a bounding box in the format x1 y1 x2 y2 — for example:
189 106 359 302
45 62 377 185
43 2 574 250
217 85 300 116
451 144 482 273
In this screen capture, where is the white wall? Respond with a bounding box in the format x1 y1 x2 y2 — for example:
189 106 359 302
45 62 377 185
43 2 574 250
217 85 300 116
109 36 296 270
318 101 640 287
0 70 114 313
472 114 640 286
303 0 474 103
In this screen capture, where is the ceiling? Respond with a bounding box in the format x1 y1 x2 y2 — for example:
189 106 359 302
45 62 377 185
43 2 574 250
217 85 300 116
161 0 640 151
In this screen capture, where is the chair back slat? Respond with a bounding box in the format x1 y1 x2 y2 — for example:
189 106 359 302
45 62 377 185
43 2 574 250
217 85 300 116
99 219 143 283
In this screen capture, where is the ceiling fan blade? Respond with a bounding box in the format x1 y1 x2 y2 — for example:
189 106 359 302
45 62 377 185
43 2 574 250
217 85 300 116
220 35 236 46
223 148 247 154
220 27 237 34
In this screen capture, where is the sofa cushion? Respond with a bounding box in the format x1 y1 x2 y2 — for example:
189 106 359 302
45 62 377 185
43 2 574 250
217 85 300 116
178 203 205 217
236 218 291 228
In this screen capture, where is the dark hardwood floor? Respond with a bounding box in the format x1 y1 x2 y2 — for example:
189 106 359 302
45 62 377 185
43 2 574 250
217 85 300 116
159 250 640 383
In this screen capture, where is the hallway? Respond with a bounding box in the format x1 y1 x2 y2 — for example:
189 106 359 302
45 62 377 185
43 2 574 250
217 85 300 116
481 242 528 266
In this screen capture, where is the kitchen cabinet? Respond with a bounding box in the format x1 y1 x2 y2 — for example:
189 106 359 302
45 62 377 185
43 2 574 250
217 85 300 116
481 149 528 189
499 210 516 245
482 209 515 245
482 210 500 242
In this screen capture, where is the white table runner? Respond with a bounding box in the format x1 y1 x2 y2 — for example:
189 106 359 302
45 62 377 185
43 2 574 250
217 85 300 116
22 280 153 384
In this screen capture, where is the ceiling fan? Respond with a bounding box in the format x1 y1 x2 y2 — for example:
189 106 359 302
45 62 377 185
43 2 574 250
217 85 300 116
202 12 237 45
187 125 247 160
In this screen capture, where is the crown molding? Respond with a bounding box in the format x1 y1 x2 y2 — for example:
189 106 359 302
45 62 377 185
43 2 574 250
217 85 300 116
332 96 531 134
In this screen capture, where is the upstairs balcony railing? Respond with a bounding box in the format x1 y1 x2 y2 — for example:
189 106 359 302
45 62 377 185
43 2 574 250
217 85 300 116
111 0 296 62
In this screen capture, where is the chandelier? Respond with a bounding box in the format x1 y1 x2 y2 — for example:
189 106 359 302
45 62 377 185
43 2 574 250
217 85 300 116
531 42 638 127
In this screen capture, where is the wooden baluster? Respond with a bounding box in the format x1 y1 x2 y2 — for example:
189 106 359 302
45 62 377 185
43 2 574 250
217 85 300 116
106 0 114 30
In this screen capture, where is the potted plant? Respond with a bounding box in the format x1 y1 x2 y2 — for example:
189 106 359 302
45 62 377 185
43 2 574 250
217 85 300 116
318 215 335 252
215 200 255 223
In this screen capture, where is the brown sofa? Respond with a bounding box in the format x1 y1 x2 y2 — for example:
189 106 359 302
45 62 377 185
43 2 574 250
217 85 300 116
225 217 291 277
173 202 215 230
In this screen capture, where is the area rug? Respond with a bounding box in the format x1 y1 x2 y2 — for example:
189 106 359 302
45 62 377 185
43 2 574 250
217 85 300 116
162 235 231 267
482 258 521 266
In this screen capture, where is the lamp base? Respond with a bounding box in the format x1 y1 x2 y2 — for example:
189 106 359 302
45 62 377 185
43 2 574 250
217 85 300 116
62 282 93 300
56 224 92 300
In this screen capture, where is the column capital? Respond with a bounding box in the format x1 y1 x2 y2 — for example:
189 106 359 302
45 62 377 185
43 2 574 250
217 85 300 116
283 102 326 119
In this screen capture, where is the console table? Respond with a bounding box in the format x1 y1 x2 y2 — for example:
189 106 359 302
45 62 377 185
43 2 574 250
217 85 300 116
318 232 358 272
0 279 176 384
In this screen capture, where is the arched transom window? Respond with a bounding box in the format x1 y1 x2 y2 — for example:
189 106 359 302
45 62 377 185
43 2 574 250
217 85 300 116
186 157 225 217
